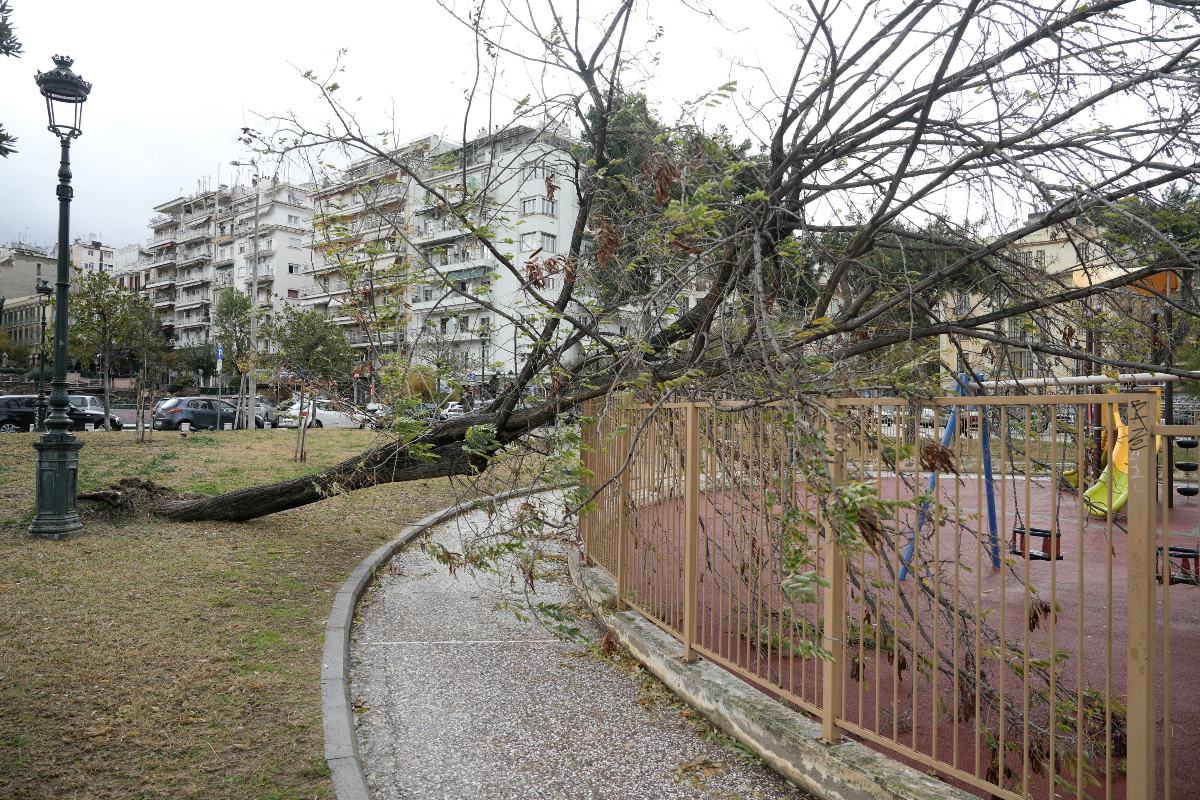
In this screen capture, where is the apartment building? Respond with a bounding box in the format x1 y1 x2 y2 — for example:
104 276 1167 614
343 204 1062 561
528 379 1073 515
0 241 56 299
306 134 449 372
68 235 115 273
214 177 317 351
406 125 586 394
940 213 1177 384
1 292 55 363
116 178 318 351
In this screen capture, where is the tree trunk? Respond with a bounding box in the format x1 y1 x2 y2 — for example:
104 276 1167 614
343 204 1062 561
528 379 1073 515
102 338 113 431
156 439 489 521
293 386 305 462
298 387 310 462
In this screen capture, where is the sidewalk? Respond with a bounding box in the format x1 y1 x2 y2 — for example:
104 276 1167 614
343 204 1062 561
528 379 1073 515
348 493 804 800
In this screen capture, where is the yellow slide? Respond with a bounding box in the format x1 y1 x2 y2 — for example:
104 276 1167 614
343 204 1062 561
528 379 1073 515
1083 425 1130 516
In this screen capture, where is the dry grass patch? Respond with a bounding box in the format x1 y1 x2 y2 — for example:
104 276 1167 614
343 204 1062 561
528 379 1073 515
0 429 476 799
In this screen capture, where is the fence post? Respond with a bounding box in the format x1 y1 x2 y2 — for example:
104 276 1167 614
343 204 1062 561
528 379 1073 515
615 419 631 611
1124 394 1157 800
822 406 846 744
683 402 700 661
580 408 597 559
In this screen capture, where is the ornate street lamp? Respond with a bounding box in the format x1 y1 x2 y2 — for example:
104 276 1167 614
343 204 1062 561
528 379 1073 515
34 279 53 432
29 56 91 539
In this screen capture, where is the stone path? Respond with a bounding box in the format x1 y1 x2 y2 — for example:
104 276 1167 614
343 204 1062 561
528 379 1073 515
348 493 805 799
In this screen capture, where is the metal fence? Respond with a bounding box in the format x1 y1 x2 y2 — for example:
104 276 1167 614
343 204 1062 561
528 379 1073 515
579 394 1200 800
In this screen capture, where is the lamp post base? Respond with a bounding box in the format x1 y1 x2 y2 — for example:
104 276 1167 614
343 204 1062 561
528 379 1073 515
28 433 85 539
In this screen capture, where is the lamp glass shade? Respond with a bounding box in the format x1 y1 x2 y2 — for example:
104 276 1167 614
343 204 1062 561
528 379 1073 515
34 56 92 138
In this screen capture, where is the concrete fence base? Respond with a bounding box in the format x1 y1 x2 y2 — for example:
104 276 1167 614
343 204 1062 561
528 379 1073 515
567 548 975 800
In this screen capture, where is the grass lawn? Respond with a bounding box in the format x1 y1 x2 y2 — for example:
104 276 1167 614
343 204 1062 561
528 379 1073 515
0 428 490 799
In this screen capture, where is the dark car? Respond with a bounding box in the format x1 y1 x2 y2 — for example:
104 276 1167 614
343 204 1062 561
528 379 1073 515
152 397 264 431
0 395 111 432
68 395 124 431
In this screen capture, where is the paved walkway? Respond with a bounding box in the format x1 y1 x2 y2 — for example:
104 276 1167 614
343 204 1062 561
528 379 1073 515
348 494 804 799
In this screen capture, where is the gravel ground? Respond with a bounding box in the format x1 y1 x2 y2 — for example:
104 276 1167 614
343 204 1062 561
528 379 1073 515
349 493 805 799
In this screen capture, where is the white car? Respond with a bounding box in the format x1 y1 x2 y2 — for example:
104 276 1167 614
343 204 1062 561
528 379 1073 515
440 402 465 420
278 398 364 429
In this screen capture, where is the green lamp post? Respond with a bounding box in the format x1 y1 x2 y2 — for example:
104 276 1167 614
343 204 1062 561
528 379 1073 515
29 55 91 539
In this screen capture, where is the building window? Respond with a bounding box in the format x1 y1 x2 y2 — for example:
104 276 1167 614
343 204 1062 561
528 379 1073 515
88 249 94 256
288 192 298 203
541 198 556 216
424 288 433 302
288 263 301 274
520 232 538 251
287 214 300 225
541 233 557 254
522 198 537 215
287 289 299 299
289 237 301 248
439 317 448 333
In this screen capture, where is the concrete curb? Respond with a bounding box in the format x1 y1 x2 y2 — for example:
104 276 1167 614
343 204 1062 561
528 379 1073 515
567 548 975 800
322 483 569 800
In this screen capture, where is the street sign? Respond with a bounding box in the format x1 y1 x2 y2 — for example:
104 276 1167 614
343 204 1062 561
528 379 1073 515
469 373 476 382
216 345 224 374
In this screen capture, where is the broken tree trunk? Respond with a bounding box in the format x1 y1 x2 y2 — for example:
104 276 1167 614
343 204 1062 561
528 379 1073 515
155 438 490 521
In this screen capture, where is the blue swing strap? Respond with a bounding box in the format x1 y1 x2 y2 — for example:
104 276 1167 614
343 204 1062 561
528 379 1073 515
898 375 1001 581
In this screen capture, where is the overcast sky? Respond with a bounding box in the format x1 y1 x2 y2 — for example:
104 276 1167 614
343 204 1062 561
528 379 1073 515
0 0 771 251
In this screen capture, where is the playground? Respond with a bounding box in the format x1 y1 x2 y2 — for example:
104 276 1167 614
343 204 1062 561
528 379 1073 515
582 387 1200 800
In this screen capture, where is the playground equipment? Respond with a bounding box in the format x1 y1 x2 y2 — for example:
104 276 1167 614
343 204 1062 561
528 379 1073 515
898 377 1000 581
1177 437 1198 501
1083 420 1131 517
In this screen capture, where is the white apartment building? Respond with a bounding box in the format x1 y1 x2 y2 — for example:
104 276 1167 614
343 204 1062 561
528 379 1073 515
68 235 115 273
306 134 450 377
406 125 585 395
213 178 316 351
116 178 318 352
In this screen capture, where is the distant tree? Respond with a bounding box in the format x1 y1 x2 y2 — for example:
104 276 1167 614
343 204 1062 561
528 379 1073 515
128 301 169 442
8 343 31 365
213 290 256 425
69 268 142 429
178 344 218 388
0 326 10 356
275 307 354 461
0 0 21 158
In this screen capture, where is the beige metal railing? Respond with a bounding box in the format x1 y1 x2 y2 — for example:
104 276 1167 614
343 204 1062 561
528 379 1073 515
580 395 1199 800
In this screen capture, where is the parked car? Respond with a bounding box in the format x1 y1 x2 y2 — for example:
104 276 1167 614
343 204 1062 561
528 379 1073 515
277 398 364 429
68 395 124 430
0 395 113 432
190 395 279 427
440 402 465 420
152 397 263 430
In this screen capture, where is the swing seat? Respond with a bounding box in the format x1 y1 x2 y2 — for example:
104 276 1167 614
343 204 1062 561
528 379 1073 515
1011 525 1063 561
1157 545 1200 586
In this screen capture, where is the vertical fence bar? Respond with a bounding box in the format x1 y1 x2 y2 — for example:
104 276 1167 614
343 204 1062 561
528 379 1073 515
683 402 700 661
822 407 845 744
616 420 631 611
581 412 597 558
1125 393 1157 800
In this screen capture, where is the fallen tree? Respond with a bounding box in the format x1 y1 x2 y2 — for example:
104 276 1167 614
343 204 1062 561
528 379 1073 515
155 0 1200 525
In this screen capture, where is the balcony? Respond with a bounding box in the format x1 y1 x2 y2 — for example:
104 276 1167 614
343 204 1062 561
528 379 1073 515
178 248 212 267
149 252 177 267
213 257 234 268
214 273 235 288
152 297 176 309
147 214 174 229
177 270 210 288
145 275 176 291
176 292 211 310
177 228 207 245
174 316 211 330
148 233 177 248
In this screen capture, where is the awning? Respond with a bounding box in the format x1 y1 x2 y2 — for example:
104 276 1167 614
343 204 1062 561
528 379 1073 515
445 266 488 282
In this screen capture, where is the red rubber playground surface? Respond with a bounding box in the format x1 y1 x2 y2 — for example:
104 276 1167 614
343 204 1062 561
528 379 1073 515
620 477 1200 800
